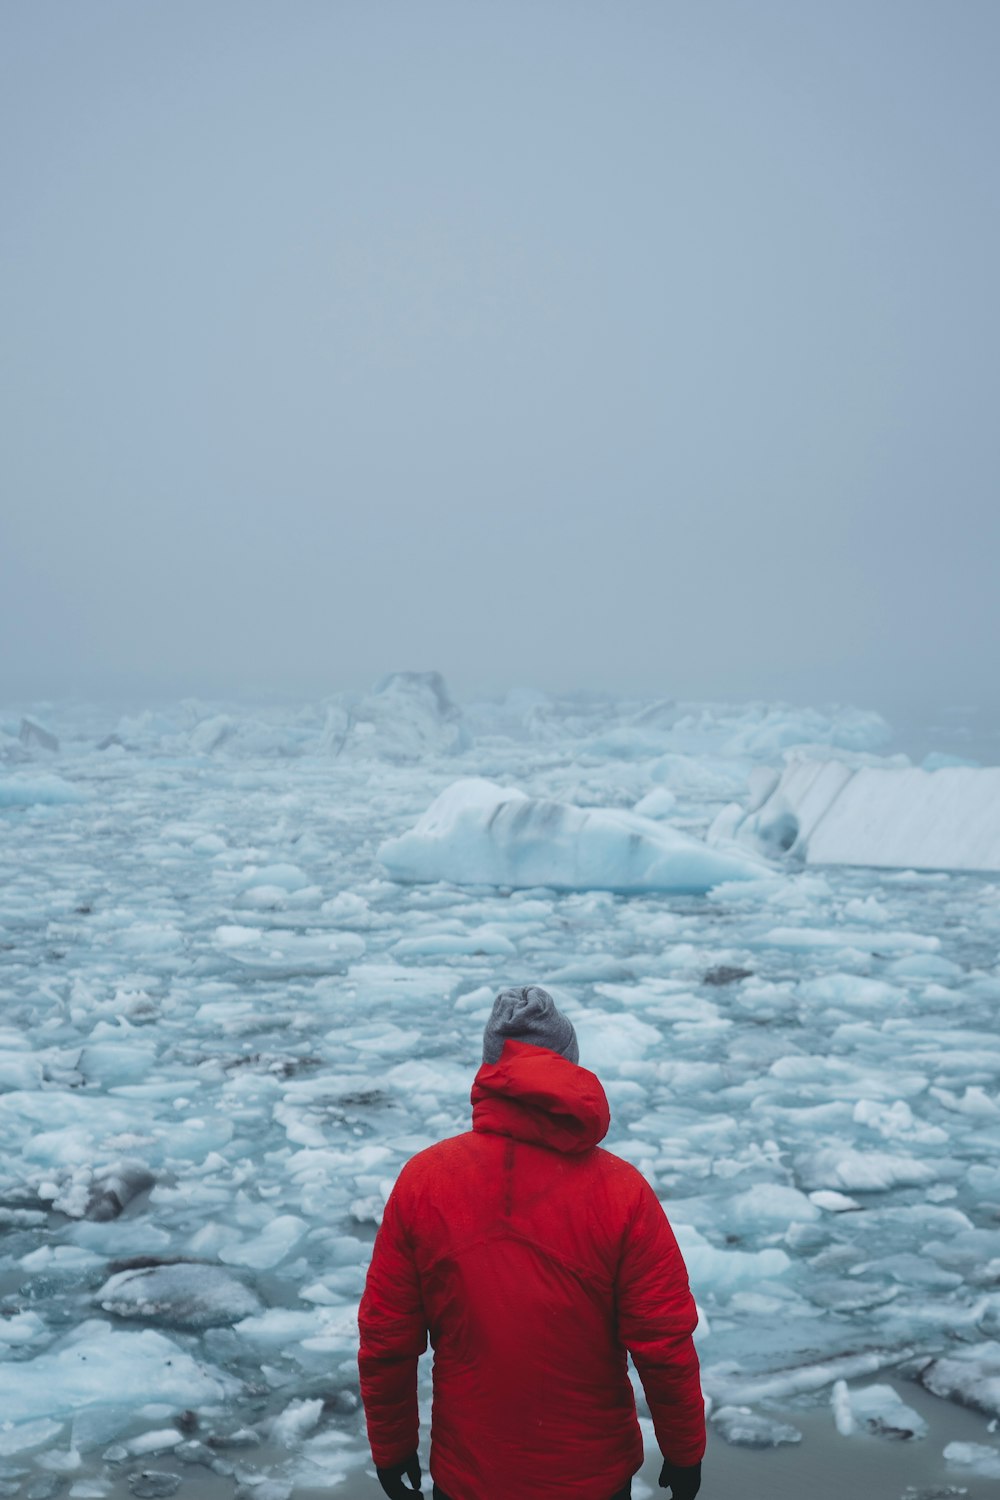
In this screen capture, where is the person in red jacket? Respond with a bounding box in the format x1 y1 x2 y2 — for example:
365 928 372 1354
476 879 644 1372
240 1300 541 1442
358 985 705 1500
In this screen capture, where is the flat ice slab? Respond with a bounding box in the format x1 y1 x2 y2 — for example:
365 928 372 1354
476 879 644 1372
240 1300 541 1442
715 759 1000 872
380 777 766 893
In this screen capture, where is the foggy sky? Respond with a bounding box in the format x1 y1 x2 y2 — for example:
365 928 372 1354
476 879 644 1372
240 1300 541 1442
2 1 998 713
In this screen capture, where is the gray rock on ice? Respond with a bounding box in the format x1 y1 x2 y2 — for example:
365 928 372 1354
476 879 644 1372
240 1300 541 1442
98 1261 264 1330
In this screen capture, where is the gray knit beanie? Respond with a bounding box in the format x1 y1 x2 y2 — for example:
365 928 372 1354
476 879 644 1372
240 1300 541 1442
482 985 579 1065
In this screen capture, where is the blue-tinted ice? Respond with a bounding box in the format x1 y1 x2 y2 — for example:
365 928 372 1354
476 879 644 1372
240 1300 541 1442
1 681 999 1492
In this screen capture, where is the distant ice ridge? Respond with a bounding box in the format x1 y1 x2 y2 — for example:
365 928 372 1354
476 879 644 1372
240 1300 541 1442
711 757 1000 872
379 778 768 893
96 672 470 760
320 671 469 760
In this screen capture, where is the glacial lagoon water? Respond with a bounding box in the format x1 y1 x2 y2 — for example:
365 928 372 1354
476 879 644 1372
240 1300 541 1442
2 685 999 1497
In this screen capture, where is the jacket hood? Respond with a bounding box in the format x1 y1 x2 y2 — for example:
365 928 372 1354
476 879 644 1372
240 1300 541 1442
471 1038 610 1154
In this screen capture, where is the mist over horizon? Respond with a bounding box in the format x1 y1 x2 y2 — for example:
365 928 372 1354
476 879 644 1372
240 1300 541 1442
3 2 998 719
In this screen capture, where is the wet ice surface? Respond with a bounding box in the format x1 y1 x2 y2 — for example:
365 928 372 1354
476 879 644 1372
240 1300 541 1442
2 686 1000 1497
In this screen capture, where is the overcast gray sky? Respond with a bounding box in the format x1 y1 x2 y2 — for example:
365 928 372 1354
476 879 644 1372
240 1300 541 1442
2 1 997 712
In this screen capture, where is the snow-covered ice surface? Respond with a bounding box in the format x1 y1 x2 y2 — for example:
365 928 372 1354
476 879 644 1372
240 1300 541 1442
2 686 1000 1496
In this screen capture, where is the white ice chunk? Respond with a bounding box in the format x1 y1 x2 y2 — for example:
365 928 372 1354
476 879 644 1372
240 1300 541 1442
920 1340 1000 1417
833 1381 927 1439
380 778 768 893
711 1405 801 1447
632 788 677 819
270 1397 323 1445
0 1321 236 1425
944 1441 1000 1479
674 1224 791 1290
218 1214 307 1270
723 757 1000 871
0 1417 64 1455
796 1144 939 1193
238 863 310 893
0 773 86 806
809 1190 861 1213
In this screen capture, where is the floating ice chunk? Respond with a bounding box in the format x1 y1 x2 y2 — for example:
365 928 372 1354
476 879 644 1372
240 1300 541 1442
725 1184 820 1227
809 1190 861 1213
0 1416 63 1455
920 1340 1000 1417
0 1320 236 1425
238 863 310 893
798 974 904 1012
270 1397 323 1445
214 924 263 948
831 1379 855 1435
379 778 767 893
632 788 677 819
126 1429 184 1456
833 1381 927 1439
218 929 365 974
796 1144 939 1193
853 1099 948 1145
320 891 371 925
218 1214 307 1270
710 1405 801 1447
573 1012 662 1068
0 1051 45 1091
234 1309 322 1345
392 925 517 958
943 1441 1000 1479
931 1085 1000 1118
764 926 939 953
722 757 1000 871
39 1161 156 1221
97 1262 263 1329
705 1349 911 1407
674 1224 791 1291
0 1310 46 1345
0 773 87 806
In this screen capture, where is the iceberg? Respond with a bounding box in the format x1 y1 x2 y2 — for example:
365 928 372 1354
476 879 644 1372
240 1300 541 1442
322 671 469 760
379 778 767 893
714 758 1000 871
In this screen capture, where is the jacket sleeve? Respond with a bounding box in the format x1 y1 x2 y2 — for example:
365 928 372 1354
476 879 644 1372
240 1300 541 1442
615 1176 706 1466
357 1179 428 1467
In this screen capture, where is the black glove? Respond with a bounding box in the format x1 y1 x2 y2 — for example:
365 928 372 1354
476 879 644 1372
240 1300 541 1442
375 1453 422 1498
659 1457 702 1500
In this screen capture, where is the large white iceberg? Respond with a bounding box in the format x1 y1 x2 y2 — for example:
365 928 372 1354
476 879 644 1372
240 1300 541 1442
712 758 1000 872
379 778 767 893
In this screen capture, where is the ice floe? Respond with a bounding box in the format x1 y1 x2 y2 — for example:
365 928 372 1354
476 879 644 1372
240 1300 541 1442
716 757 1000 871
379 777 767 892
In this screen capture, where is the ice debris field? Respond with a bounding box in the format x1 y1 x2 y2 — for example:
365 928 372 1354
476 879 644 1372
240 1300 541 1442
2 675 1000 1497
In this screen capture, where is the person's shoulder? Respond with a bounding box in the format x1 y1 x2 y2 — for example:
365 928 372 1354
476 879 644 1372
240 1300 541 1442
396 1130 477 1183
592 1145 658 1201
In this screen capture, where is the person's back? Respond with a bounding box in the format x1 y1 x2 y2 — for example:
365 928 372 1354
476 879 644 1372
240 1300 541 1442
359 987 705 1500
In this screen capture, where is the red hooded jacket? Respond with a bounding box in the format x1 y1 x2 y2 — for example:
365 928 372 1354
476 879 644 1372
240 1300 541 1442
358 1040 705 1499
